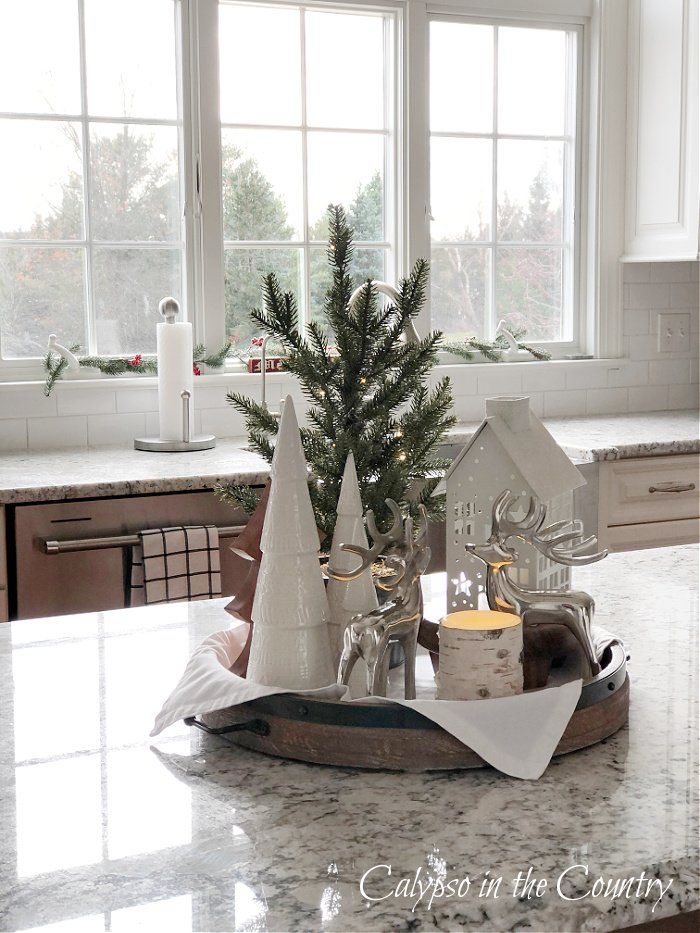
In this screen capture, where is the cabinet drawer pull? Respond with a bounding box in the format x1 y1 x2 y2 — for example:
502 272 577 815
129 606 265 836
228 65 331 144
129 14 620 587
648 482 696 494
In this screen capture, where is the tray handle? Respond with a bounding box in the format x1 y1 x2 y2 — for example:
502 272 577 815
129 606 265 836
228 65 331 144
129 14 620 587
184 716 270 737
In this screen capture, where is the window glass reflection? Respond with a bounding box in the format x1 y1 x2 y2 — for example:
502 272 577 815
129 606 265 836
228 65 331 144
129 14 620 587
107 743 192 860
111 895 192 932
16 756 102 877
13 641 100 762
105 628 190 746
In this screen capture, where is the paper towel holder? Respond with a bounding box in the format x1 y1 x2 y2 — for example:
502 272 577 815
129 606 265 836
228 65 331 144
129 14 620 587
134 298 216 452
134 388 216 451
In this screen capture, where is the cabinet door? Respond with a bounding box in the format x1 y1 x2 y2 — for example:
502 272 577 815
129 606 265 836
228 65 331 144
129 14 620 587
624 0 699 260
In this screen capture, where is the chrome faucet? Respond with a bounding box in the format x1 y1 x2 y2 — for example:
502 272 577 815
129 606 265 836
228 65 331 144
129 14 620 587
260 335 281 420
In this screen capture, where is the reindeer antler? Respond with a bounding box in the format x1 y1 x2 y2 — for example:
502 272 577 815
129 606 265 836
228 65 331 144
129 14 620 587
491 491 546 540
529 526 608 565
492 490 607 566
376 505 432 593
327 498 404 582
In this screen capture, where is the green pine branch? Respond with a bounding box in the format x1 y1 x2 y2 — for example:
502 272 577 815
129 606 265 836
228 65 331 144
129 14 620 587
221 204 457 545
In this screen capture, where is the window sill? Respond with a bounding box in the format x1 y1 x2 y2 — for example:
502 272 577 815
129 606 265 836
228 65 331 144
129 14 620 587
0 356 628 392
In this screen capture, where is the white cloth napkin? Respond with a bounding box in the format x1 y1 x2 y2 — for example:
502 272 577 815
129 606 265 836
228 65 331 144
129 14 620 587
151 623 582 780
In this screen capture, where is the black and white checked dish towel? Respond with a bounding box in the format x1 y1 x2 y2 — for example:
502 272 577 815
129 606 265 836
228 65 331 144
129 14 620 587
130 526 222 606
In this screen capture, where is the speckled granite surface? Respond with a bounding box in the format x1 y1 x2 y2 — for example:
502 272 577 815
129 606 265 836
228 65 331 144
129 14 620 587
0 411 697 505
0 440 270 505
0 547 697 932
447 409 700 461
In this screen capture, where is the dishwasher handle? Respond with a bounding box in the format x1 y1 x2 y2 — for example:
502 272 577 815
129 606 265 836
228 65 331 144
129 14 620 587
42 523 247 554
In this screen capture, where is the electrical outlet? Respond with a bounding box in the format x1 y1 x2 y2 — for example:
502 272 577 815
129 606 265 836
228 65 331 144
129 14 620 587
657 312 691 352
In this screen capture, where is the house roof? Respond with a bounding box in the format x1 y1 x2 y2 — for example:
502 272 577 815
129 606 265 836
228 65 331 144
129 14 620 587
440 397 585 501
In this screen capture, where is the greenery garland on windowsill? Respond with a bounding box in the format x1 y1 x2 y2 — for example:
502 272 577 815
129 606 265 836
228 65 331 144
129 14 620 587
42 325 550 397
443 330 552 363
42 342 242 396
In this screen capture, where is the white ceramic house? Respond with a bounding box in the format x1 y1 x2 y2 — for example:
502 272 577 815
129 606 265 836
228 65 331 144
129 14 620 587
439 396 586 615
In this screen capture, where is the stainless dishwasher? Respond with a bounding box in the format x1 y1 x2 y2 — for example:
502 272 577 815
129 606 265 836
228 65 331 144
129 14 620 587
11 490 251 619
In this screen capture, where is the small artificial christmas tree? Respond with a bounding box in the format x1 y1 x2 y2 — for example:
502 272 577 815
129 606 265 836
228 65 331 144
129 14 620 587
246 396 334 690
221 205 456 546
327 451 378 696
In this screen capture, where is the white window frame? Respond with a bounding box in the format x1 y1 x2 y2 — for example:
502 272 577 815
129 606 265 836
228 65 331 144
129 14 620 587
406 0 627 361
0 0 631 383
0 0 191 380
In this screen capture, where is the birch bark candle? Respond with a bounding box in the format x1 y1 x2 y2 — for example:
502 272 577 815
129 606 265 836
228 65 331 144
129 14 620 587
436 610 524 701
157 298 193 442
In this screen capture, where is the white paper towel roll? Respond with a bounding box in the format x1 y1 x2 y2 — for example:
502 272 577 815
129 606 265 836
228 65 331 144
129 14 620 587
157 321 193 441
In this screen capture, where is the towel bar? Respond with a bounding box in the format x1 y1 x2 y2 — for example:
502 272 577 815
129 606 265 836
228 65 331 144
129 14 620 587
41 524 247 555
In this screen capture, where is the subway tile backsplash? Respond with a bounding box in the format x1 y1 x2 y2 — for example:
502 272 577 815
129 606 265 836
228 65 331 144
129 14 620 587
0 261 697 451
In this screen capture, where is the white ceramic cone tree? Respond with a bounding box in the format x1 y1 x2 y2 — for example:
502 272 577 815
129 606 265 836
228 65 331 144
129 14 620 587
247 396 335 690
327 452 379 697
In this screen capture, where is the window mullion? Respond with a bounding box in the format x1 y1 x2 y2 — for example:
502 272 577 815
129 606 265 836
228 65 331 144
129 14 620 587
193 0 226 351
77 0 96 355
489 23 498 340
175 0 195 328
406 0 430 333
300 7 311 329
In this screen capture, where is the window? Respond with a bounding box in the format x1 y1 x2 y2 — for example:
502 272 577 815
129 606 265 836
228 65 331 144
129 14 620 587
428 17 580 344
0 0 597 374
0 0 185 360
218 1 397 342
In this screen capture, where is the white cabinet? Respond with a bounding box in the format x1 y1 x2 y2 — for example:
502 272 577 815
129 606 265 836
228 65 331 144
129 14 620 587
598 453 700 551
624 0 699 261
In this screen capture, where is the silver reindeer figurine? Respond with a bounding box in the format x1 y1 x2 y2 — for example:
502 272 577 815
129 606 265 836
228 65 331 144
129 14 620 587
328 499 431 699
467 491 608 681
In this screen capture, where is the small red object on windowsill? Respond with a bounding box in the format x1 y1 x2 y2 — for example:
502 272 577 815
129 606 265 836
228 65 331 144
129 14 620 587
247 357 286 373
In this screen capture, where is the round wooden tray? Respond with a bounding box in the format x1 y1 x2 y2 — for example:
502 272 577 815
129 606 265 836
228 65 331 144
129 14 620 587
193 643 629 772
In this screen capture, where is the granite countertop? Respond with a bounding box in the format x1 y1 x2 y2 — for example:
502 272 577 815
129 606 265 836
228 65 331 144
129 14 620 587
447 409 700 461
0 546 697 932
0 440 270 505
0 411 697 505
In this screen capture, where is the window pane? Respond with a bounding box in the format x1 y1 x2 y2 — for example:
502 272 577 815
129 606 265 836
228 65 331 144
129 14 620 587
84 0 178 119
430 246 490 339
305 11 385 130
430 21 493 133
0 247 86 357
495 247 562 340
498 140 563 242
430 138 491 242
224 248 302 342
93 247 181 354
498 27 567 136
219 3 302 126
307 133 384 240
222 129 302 240
310 247 385 324
90 124 180 242
0 0 81 114
0 120 84 239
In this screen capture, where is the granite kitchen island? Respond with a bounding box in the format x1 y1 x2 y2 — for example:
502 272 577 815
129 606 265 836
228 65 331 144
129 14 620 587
0 547 697 932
